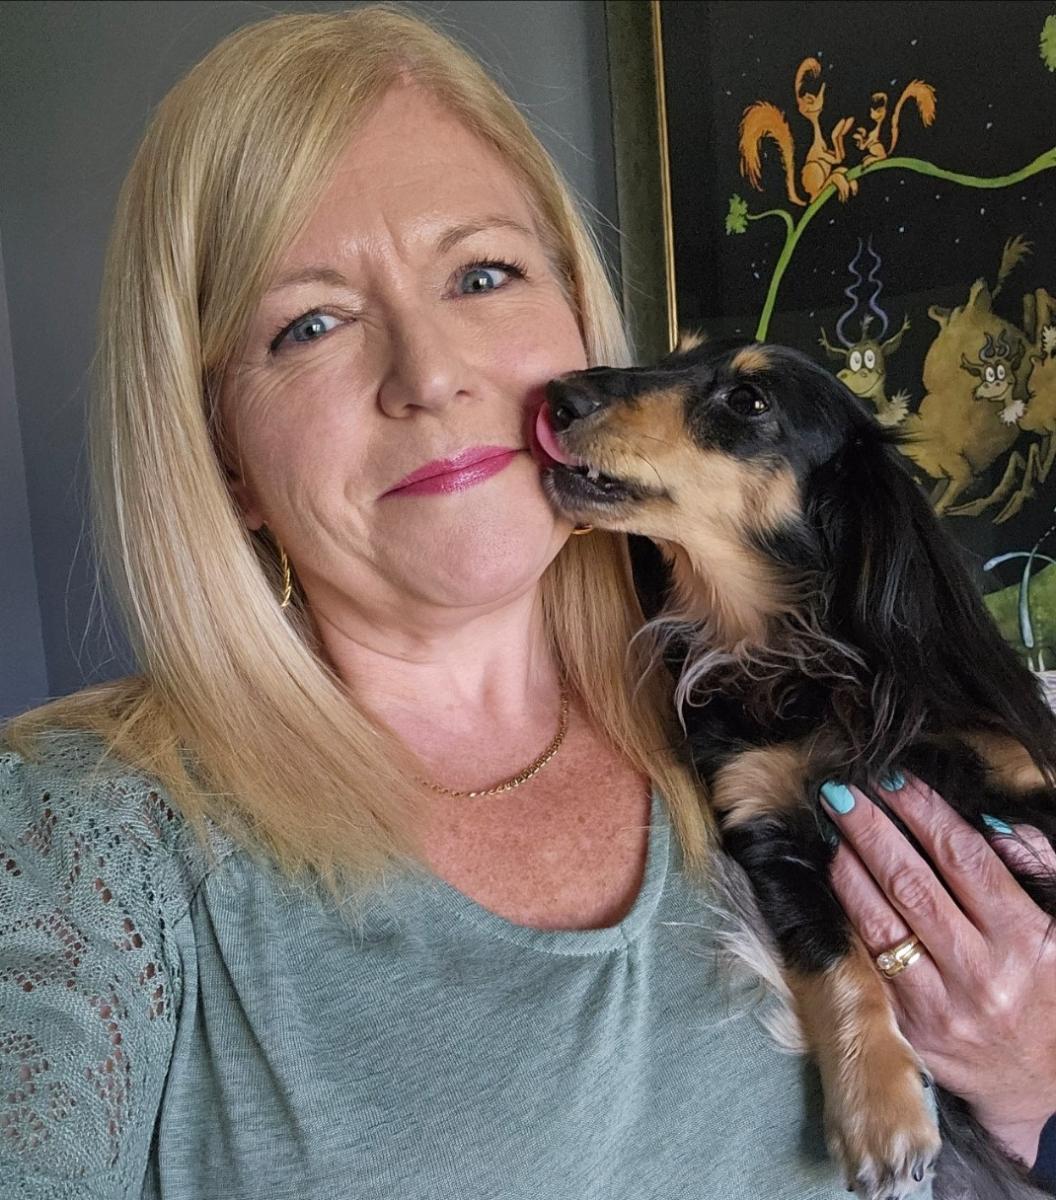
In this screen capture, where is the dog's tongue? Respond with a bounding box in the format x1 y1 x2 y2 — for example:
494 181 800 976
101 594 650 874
534 402 581 467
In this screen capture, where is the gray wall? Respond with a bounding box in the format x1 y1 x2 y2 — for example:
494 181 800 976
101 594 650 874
0 0 619 719
0 227 48 717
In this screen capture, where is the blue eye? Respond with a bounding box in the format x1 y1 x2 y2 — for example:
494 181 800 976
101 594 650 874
268 257 526 354
271 311 341 353
458 263 517 294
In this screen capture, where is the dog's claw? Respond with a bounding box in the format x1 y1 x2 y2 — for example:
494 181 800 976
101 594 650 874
826 1045 940 1200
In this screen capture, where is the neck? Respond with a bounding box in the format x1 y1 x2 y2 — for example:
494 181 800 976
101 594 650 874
310 585 561 734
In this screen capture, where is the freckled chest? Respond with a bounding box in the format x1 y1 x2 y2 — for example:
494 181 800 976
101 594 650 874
418 717 652 931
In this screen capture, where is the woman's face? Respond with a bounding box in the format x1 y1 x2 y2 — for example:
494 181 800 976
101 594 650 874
223 83 588 633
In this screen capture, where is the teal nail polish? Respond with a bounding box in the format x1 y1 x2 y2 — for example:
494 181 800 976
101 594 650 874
879 771 905 792
982 814 1014 835
820 780 856 814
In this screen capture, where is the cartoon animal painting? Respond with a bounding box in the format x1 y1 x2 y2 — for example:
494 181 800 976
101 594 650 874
958 331 1025 425
1006 313 1056 520
897 237 1034 514
819 239 912 426
953 291 1056 522
724 14 1054 527
851 82 937 166
739 59 938 207
739 58 855 205
795 58 859 203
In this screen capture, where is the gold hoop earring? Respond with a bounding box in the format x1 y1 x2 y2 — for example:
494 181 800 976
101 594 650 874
278 544 293 609
571 524 594 535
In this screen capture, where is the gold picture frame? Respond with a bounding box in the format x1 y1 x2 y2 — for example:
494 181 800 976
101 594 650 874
604 0 676 361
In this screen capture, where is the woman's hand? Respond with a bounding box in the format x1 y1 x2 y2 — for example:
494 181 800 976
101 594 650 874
820 773 1056 1166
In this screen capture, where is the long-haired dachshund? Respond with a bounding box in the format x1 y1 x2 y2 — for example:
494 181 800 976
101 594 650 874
535 335 1056 1200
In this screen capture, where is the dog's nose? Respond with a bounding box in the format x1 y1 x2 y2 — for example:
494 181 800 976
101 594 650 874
546 377 605 431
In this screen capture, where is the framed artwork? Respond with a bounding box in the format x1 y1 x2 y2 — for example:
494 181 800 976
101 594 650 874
606 0 1056 668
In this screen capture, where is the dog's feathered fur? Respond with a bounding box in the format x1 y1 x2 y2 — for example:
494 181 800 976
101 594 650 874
542 337 1056 1199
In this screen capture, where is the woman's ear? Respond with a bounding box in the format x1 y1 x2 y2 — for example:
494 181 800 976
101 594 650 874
212 405 266 531
228 475 266 532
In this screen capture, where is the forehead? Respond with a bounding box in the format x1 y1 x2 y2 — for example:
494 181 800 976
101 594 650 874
279 84 540 266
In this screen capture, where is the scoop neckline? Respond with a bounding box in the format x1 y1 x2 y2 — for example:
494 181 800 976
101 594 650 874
411 787 671 956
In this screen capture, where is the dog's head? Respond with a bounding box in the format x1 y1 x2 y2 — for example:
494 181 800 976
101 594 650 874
541 335 1056 771
541 336 881 645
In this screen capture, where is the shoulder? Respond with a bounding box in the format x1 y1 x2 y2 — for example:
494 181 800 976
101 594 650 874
0 727 234 928
0 729 239 1189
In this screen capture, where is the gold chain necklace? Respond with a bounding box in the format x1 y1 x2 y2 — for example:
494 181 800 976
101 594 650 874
417 684 571 798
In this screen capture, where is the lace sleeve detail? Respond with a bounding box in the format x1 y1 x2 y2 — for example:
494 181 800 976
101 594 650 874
0 734 225 1198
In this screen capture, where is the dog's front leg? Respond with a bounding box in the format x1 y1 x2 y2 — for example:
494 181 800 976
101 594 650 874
790 937 942 1200
714 750 942 1198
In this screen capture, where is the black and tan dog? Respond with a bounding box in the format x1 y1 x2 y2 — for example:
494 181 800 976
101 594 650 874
538 335 1056 1200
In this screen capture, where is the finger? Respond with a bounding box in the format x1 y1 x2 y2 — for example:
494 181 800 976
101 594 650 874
985 820 1056 880
878 774 1044 937
829 840 943 997
820 780 982 975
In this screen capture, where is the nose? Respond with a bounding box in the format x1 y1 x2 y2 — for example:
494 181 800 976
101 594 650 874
377 310 469 416
546 375 607 431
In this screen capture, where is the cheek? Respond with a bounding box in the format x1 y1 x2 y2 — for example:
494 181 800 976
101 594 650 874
224 359 369 508
487 296 588 389
225 291 587 507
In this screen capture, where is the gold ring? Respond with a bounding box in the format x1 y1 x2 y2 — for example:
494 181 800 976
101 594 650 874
875 936 923 979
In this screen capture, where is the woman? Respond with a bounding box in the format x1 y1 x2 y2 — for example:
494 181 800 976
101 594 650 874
1 8 1053 1198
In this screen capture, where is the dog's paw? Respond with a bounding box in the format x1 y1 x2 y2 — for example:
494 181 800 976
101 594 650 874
824 1054 941 1199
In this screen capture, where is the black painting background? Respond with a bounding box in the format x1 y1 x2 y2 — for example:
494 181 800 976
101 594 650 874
659 0 1056 593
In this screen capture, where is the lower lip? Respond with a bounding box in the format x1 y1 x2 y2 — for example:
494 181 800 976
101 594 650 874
385 451 520 497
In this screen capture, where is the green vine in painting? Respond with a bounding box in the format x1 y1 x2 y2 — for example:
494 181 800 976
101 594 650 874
726 148 1056 341
1042 13 1056 71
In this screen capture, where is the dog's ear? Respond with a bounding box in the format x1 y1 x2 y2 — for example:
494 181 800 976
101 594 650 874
808 430 1056 776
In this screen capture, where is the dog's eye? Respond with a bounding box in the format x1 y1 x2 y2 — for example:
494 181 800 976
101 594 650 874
725 384 770 416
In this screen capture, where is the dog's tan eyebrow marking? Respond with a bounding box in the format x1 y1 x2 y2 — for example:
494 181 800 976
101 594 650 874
731 345 771 374
676 328 707 354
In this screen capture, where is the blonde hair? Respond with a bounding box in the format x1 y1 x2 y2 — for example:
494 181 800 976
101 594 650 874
5 5 711 896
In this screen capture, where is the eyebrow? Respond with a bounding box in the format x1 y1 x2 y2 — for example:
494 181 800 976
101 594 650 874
265 216 536 295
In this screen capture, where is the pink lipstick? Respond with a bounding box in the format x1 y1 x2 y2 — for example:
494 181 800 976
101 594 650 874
382 446 520 497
